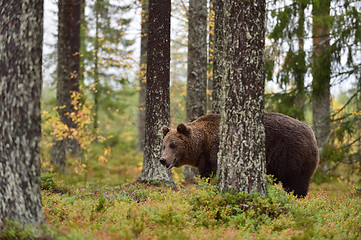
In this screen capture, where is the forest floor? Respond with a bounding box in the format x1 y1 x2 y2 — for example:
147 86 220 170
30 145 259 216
6 149 361 240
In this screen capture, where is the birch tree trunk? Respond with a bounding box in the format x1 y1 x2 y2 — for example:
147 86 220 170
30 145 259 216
211 0 224 114
183 0 208 183
138 0 173 184
217 0 267 195
137 0 148 152
0 1 44 225
51 0 81 170
312 0 331 156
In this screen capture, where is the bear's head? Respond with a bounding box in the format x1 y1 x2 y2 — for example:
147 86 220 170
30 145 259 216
159 123 191 170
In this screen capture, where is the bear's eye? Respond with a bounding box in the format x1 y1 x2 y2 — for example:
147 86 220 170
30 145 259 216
169 143 176 149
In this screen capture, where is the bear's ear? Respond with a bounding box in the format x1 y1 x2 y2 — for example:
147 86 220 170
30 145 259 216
177 123 190 136
161 126 170 137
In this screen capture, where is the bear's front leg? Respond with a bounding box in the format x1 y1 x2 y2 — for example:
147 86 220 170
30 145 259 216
198 154 214 178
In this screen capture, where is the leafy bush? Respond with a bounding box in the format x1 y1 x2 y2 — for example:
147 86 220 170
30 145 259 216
187 177 295 229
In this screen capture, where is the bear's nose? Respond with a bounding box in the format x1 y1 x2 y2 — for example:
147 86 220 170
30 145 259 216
160 158 166 166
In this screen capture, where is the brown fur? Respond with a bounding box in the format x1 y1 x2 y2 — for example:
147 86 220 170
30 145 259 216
160 113 319 197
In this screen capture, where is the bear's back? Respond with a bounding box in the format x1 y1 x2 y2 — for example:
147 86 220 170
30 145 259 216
190 114 221 133
264 112 319 193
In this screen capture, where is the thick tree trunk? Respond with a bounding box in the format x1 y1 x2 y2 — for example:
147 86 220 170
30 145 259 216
211 0 224 114
312 0 331 155
137 0 148 152
184 0 208 183
51 0 82 170
138 0 173 184
217 0 267 195
0 1 44 225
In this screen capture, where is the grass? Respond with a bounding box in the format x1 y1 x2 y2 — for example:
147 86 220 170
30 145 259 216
3 148 361 240
38 176 361 240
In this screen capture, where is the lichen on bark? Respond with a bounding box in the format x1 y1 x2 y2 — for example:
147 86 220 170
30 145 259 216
216 0 267 195
184 0 208 183
138 0 173 184
0 1 44 226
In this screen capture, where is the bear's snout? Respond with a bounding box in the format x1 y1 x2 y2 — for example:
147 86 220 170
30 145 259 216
160 158 167 166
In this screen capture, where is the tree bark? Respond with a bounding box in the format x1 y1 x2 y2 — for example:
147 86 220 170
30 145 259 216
186 0 207 121
211 0 224 114
138 0 173 184
217 0 267 195
295 1 307 119
0 1 44 225
183 0 208 183
51 0 82 170
312 0 331 155
137 0 148 152
93 0 100 132
207 0 215 114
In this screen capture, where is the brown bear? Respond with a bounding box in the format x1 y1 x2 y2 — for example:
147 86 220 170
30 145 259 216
160 113 319 197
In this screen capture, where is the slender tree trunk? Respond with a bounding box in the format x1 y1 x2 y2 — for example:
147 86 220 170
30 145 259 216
137 0 148 152
207 0 215 113
186 0 207 121
217 0 267 195
183 0 208 183
93 1 100 132
0 1 44 225
312 0 331 156
295 2 307 120
79 0 86 86
211 0 224 114
51 0 82 170
138 0 173 184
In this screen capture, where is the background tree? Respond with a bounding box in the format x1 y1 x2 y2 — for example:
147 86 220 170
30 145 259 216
217 0 267 194
267 0 361 170
0 1 44 225
84 0 134 131
137 0 148 152
312 0 331 156
51 0 82 171
211 0 224 114
138 0 173 184
183 0 208 183
266 0 308 120
207 0 215 113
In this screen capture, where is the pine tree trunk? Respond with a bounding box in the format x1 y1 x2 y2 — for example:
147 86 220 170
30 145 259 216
138 0 173 184
186 0 207 121
312 0 331 156
207 0 215 114
217 0 267 195
51 0 82 170
0 1 44 225
211 0 224 114
295 2 307 119
137 0 148 152
79 0 86 86
183 0 208 183
93 1 100 132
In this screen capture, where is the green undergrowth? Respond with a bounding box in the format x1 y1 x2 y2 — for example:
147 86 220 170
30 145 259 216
37 174 361 240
